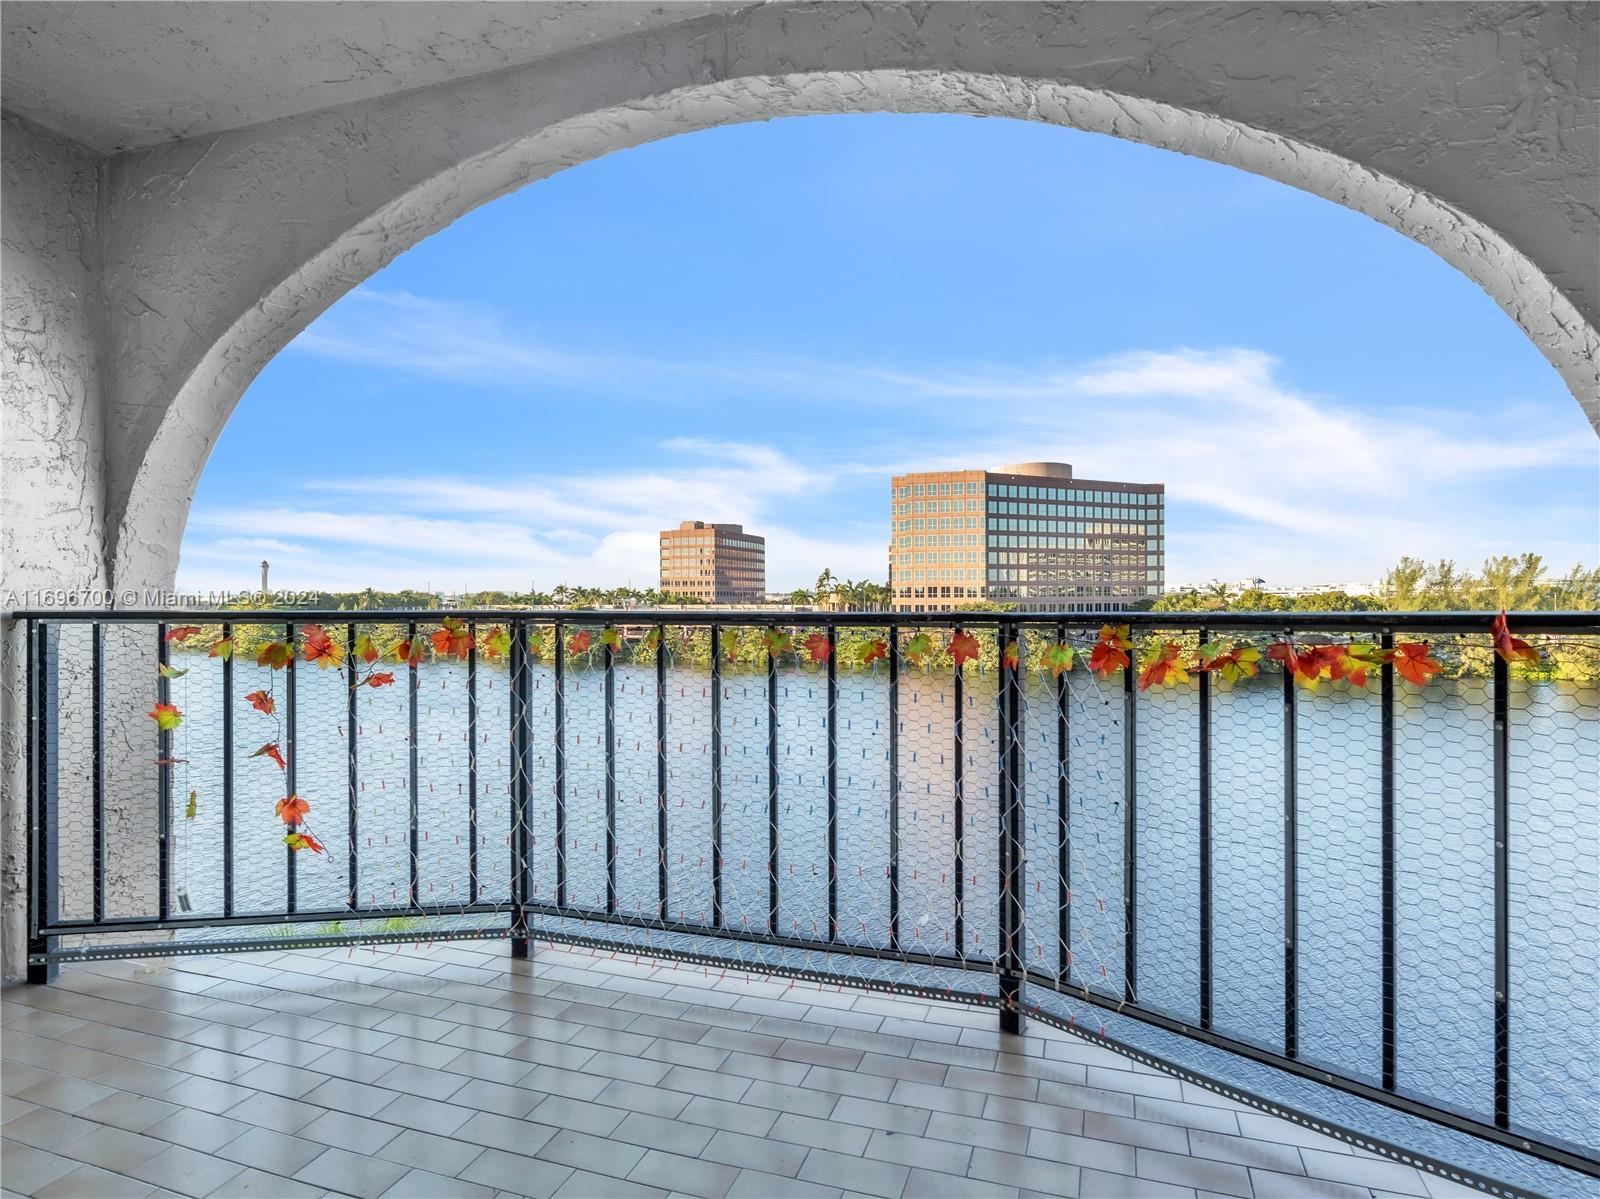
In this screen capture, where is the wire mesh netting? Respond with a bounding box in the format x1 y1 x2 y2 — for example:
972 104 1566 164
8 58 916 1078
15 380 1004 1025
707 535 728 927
22 613 1600 1186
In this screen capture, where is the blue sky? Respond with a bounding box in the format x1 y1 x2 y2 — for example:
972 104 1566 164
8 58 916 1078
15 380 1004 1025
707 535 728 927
181 114 1598 595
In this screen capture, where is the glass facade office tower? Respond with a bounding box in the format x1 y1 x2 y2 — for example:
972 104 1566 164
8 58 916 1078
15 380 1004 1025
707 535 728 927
659 521 767 603
889 462 1164 613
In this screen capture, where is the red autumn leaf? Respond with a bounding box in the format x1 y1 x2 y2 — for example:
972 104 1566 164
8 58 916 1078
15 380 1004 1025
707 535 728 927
244 689 275 715
361 671 396 689
252 741 287 770
1267 642 1336 687
1002 640 1021 671
208 638 233 660
165 626 202 643
431 617 473 660
394 637 425 668
803 632 832 663
148 703 182 731
856 638 888 668
480 627 510 660
353 633 379 663
275 794 310 825
950 631 981 669
568 629 594 655
301 624 343 669
256 641 294 670
284 831 325 853
1391 642 1443 687
1139 641 1190 691
1492 611 1539 666
1088 625 1132 678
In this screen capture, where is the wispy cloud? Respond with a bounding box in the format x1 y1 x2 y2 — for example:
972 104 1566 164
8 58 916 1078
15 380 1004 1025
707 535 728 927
189 321 1597 593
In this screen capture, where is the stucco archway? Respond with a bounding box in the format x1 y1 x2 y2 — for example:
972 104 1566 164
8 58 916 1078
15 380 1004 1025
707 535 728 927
82 5 1597 599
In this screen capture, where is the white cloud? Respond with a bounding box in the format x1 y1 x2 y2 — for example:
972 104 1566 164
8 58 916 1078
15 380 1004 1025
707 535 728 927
188 327 1597 594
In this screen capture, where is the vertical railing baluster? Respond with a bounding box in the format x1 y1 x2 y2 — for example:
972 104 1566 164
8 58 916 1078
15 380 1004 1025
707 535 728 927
888 624 900 954
1492 650 1511 1128
656 623 668 922
1199 624 1213 1031
221 621 234 919
466 625 478 907
767 627 779 936
1282 632 1298 1059
158 623 172 921
27 621 59 982
953 624 966 961
1057 621 1069 986
509 623 530 956
91 622 105 926
710 624 723 929
284 622 298 914
1381 628 1396 1090
604 627 617 914
826 624 838 943
406 620 419 909
999 619 1026 1033
346 622 358 910
1123 641 1137 1005
554 621 567 910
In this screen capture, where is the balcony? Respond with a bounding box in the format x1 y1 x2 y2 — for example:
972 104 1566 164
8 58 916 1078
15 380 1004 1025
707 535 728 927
10 609 1599 1198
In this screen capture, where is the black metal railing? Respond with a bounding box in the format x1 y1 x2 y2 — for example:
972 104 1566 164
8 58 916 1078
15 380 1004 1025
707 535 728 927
16 607 1600 1181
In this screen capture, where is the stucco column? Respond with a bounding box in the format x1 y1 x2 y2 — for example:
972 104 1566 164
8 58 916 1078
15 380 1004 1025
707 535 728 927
1 114 111 979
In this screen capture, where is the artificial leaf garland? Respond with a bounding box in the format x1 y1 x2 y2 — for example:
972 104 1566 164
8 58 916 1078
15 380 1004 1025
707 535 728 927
1493 611 1539 666
1089 625 1132 678
949 632 981 669
1138 641 1189 691
301 624 343 669
1391 642 1442 686
251 742 287 770
1042 643 1075 678
148 703 182 731
856 638 889 669
1196 642 1261 685
803 632 832 664
480 627 510 660
432 617 473 660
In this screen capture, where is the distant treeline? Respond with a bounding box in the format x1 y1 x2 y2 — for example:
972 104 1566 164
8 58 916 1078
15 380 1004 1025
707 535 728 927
1152 555 1599 614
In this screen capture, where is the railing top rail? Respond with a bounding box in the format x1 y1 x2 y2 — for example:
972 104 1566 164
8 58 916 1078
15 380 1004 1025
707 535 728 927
8 607 1600 632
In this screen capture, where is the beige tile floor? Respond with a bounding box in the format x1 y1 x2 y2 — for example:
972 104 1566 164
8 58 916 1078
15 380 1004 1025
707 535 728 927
1 939 1491 1199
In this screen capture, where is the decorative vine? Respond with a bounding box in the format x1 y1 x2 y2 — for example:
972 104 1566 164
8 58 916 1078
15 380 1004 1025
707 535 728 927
156 614 1541 848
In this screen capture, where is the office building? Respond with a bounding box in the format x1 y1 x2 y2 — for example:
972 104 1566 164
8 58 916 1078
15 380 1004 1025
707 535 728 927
889 462 1164 612
659 521 766 603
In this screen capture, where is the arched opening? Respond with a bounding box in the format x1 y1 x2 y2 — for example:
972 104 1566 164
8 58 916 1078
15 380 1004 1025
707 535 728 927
112 70 1598 594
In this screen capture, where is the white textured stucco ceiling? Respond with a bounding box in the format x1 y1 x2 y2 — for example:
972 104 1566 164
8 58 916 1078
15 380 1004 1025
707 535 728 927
0 0 739 150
